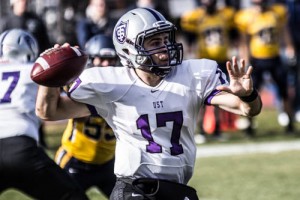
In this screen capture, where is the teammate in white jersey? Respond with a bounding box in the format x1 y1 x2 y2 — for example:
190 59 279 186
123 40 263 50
36 8 262 200
0 29 88 200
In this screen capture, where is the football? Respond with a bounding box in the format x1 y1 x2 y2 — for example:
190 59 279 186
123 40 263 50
31 46 88 87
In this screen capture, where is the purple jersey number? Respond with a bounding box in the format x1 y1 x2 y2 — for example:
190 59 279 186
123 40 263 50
0 71 20 103
136 111 184 156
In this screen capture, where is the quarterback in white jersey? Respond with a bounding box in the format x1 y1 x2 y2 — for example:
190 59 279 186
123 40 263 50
36 8 262 200
0 29 88 200
69 59 226 184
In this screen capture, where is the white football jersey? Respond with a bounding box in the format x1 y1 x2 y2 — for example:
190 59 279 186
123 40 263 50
0 61 40 141
69 59 228 184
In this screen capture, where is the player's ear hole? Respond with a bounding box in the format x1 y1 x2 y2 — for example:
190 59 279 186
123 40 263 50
122 49 129 55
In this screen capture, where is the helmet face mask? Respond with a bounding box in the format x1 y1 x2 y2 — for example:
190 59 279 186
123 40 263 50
113 8 183 77
136 30 183 64
0 29 38 63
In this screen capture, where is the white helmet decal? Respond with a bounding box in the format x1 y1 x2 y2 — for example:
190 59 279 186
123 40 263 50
115 21 128 44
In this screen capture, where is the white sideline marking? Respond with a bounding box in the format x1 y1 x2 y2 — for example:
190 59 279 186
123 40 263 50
196 140 300 158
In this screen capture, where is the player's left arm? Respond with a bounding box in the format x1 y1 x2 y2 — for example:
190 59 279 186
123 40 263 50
281 19 295 63
275 4 295 61
210 56 262 117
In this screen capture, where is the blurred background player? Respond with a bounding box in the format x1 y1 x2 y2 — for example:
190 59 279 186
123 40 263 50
55 34 118 198
234 0 296 134
0 0 51 53
0 29 88 200
76 0 116 49
180 0 238 142
275 0 300 123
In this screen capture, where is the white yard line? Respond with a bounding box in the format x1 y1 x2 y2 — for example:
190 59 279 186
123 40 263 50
196 140 300 158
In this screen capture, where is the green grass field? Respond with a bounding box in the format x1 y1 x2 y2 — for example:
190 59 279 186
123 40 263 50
1 108 300 200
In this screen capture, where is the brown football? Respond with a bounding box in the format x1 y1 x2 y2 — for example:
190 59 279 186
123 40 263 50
31 46 88 87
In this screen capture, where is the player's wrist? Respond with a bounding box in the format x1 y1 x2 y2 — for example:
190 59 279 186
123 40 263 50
239 89 258 103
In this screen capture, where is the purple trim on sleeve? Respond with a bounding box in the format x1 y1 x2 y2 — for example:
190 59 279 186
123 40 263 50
216 67 227 84
68 78 82 95
204 89 221 105
86 104 100 117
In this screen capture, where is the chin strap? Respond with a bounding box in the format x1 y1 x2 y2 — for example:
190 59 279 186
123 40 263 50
138 65 171 77
150 67 171 77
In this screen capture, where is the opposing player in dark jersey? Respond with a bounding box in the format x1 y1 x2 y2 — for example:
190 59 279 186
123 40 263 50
235 0 295 133
36 8 262 200
0 29 88 200
181 0 239 140
55 34 118 198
